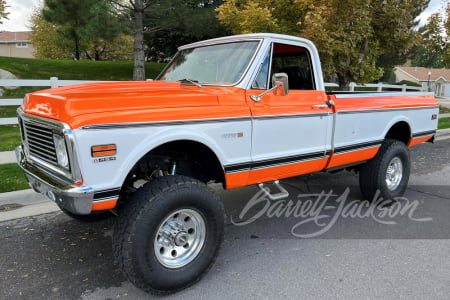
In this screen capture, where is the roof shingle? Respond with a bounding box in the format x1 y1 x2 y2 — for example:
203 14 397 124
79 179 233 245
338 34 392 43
0 31 31 42
397 66 450 82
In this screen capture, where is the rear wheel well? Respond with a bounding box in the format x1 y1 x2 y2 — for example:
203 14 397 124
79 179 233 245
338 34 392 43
347 122 411 174
120 140 225 199
385 121 411 145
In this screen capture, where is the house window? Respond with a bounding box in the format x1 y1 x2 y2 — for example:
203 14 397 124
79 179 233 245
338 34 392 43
16 42 28 48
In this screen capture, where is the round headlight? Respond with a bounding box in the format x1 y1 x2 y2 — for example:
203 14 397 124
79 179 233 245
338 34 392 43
53 134 69 169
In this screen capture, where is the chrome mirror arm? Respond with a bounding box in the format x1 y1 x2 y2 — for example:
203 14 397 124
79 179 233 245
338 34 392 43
250 83 282 102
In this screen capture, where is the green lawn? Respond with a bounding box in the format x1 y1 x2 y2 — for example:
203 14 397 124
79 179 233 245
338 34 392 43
0 56 165 81
1 87 45 99
439 117 450 130
0 125 21 152
440 106 450 114
0 163 29 193
0 57 166 100
0 106 19 118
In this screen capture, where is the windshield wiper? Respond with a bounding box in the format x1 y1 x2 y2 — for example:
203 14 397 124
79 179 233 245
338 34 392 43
178 78 203 88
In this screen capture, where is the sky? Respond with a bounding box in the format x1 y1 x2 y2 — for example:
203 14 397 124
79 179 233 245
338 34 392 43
0 0 446 32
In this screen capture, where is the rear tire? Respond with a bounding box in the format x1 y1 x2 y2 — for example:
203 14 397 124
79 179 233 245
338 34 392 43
359 139 410 201
112 175 224 294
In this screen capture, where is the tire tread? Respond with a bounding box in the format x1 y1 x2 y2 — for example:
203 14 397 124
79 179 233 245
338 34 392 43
112 175 223 295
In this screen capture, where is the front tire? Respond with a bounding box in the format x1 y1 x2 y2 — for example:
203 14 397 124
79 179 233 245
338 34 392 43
112 175 224 294
359 139 410 200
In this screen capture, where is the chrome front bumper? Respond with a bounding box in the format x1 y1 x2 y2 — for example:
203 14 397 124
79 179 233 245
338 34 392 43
15 145 95 215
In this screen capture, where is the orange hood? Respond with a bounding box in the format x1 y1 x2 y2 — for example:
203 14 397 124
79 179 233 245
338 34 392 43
22 81 228 128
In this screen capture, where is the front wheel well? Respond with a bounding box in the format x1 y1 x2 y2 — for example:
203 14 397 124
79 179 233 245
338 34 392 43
385 121 411 145
120 140 225 198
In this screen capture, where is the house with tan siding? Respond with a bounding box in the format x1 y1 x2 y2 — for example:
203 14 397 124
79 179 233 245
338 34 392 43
394 66 450 97
0 31 34 58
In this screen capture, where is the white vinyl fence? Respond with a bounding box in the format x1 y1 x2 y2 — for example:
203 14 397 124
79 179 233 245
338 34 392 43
1 78 426 125
0 77 105 125
324 82 425 92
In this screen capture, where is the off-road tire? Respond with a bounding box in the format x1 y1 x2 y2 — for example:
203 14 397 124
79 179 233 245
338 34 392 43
359 139 410 201
112 175 224 294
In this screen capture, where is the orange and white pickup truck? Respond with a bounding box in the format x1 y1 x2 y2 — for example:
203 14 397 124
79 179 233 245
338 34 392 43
16 33 438 293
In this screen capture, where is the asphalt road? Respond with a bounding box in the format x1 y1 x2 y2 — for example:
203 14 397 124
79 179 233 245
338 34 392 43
1 139 449 300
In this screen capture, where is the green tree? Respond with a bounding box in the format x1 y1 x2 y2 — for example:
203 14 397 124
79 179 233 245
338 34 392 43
0 0 9 23
217 0 308 34
31 10 133 61
30 11 72 59
113 1 228 79
374 0 430 77
43 0 122 60
145 0 230 61
113 0 155 80
411 45 445 68
217 0 429 89
84 34 135 61
411 3 450 68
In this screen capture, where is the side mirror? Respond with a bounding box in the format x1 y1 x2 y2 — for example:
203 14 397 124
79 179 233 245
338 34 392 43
272 73 289 96
250 72 290 102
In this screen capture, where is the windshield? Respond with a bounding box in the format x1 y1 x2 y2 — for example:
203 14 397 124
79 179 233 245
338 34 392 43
158 41 260 85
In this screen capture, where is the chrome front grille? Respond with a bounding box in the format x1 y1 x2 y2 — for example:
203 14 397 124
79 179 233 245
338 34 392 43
22 120 58 165
17 110 80 182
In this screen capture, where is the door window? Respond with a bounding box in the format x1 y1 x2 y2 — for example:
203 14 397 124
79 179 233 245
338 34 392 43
252 43 315 90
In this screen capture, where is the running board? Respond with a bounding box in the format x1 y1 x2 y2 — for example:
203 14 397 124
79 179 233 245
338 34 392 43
258 180 289 200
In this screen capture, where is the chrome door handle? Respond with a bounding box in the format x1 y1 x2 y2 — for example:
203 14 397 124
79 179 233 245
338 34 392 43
312 100 335 109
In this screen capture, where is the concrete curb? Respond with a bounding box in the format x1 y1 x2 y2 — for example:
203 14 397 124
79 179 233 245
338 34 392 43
0 201 60 222
436 128 450 140
0 150 15 164
0 190 60 222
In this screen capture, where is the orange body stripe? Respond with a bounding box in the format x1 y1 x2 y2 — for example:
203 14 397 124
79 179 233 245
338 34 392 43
247 159 327 185
225 147 383 189
225 172 250 189
326 147 380 169
225 159 327 189
328 94 437 112
407 135 434 147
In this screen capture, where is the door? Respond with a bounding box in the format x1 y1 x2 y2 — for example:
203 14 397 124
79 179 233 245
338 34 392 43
246 42 332 184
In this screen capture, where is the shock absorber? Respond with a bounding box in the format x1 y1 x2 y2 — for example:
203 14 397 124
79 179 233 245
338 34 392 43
170 161 177 175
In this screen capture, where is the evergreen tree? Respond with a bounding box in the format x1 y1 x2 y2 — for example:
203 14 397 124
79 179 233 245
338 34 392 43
43 0 121 60
145 0 230 61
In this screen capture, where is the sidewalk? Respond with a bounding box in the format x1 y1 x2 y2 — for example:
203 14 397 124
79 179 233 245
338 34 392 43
0 189 59 222
438 98 450 109
0 150 15 164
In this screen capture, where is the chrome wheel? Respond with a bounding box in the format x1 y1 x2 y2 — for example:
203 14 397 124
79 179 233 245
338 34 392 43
154 209 206 269
385 157 403 191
